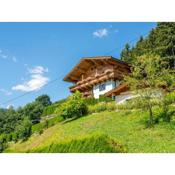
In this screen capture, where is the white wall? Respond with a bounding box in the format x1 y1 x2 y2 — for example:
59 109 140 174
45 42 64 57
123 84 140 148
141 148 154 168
93 80 119 99
115 92 138 104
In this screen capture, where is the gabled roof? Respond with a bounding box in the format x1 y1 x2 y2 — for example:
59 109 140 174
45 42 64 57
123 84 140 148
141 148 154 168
63 56 129 83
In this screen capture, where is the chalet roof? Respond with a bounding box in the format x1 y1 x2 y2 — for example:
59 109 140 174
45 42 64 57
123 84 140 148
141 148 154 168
63 56 129 83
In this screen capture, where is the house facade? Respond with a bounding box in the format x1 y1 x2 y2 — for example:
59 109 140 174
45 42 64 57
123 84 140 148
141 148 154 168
63 56 132 102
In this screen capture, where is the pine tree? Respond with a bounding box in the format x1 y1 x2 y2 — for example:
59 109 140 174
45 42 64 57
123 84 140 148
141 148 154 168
121 43 132 63
120 22 175 66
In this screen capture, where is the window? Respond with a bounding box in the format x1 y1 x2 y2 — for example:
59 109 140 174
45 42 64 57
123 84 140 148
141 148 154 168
99 83 106 91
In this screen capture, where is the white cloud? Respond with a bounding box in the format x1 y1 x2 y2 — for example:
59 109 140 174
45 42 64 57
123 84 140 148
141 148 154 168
93 28 108 38
0 88 12 96
12 74 49 92
28 66 48 74
12 66 50 92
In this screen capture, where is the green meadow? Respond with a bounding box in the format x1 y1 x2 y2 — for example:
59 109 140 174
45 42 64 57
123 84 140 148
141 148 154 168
5 110 175 153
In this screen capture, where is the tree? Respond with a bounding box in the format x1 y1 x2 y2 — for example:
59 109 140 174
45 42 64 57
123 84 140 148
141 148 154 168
120 22 175 66
121 43 132 63
23 101 44 124
58 91 88 120
15 117 32 141
35 94 52 107
124 54 175 126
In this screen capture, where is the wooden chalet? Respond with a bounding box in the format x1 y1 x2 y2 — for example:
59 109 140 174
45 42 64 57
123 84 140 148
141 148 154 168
63 56 131 101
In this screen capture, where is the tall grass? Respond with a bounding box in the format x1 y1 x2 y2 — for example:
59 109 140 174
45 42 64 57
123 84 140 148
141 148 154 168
88 102 117 114
31 134 125 153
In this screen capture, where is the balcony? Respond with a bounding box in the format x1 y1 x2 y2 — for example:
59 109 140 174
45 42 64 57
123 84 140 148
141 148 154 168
70 71 115 92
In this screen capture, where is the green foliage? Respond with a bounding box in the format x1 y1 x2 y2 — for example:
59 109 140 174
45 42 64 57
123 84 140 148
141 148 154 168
31 116 63 134
35 94 52 107
84 95 113 106
31 122 45 134
124 54 175 126
88 102 117 114
18 94 52 124
42 99 66 117
57 91 88 120
0 107 21 134
11 132 18 143
42 105 57 116
0 134 8 152
32 134 125 153
156 92 175 122
121 23 175 66
6 110 175 153
15 117 32 141
23 102 42 124
121 43 132 63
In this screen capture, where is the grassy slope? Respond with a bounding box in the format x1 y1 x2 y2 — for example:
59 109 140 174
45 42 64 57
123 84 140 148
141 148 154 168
5 110 175 153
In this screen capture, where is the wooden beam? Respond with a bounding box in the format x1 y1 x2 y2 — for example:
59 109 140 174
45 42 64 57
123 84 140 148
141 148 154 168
91 59 104 66
84 59 95 66
100 59 108 65
69 75 79 82
76 67 87 73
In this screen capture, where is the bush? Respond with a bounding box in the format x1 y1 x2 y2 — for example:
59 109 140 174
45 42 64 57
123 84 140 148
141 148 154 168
84 95 113 106
11 132 18 142
88 102 117 114
58 91 88 120
32 116 64 134
106 102 117 111
32 122 45 134
0 134 8 152
42 99 67 117
47 116 64 127
42 105 57 116
156 92 175 122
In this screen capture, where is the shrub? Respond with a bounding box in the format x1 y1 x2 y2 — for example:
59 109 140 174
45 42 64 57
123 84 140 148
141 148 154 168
58 91 88 120
32 122 45 134
0 134 8 152
98 95 113 103
88 102 117 114
32 116 64 134
47 116 64 127
95 103 107 113
84 95 113 106
39 129 44 135
42 99 67 117
42 105 57 116
11 132 18 142
106 102 117 111
156 92 175 122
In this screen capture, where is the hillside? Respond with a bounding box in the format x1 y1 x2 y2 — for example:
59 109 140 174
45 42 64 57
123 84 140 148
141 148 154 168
5 110 175 153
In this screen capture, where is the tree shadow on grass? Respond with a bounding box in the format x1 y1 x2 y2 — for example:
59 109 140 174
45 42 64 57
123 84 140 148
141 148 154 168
61 114 88 125
61 117 80 124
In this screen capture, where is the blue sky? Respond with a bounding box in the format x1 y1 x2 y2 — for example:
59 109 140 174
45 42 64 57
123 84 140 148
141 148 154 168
0 22 156 108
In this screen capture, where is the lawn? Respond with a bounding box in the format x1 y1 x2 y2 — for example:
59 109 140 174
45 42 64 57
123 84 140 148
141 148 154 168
5 110 175 153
